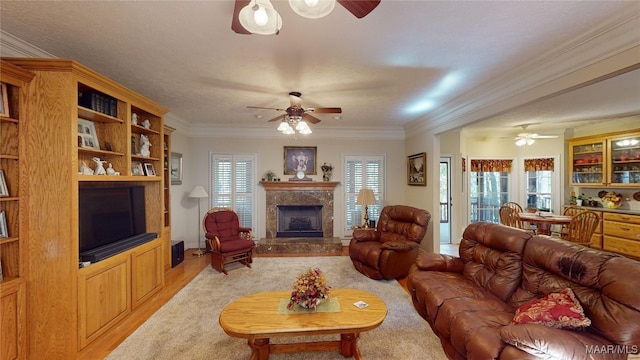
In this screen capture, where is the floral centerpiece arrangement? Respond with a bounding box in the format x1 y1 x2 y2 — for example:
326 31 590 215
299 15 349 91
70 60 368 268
287 268 331 310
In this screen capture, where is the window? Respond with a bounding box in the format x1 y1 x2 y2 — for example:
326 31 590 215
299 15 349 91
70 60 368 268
523 157 557 212
209 153 256 232
343 155 385 236
469 159 512 223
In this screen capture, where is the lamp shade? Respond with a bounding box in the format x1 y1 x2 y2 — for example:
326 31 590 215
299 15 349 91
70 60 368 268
289 0 336 18
239 0 282 35
356 188 376 205
188 185 209 198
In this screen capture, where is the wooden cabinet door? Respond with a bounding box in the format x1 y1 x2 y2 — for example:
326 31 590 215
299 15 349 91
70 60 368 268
0 281 25 360
569 138 606 186
78 256 130 349
131 240 164 309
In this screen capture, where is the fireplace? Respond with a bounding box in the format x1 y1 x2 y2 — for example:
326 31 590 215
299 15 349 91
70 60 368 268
259 181 341 254
277 205 323 237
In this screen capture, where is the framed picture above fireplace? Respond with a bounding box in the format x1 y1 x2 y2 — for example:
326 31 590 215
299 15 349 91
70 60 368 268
284 146 317 175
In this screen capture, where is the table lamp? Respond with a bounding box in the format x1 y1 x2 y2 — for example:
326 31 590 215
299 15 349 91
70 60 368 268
189 185 209 256
357 188 376 228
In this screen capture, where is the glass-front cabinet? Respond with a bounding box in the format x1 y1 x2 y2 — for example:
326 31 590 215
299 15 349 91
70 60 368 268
569 130 640 187
609 134 640 186
569 138 606 186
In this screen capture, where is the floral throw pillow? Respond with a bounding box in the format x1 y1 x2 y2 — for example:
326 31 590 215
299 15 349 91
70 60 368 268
511 288 591 329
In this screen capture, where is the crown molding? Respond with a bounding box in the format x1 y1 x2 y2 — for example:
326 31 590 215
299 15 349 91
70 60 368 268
181 122 405 140
407 10 640 137
0 30 56 58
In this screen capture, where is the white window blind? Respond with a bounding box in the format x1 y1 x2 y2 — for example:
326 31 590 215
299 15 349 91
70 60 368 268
343 155 385 236
210 153 256 232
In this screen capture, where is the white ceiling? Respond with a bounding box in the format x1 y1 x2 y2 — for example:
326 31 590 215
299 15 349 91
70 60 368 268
1 1 639 137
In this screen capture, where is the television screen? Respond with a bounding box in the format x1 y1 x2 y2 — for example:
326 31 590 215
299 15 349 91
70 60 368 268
79 186 146 254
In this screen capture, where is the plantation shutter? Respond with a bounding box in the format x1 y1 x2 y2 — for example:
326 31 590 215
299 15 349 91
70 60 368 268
344 155 385 236
210 153 256 231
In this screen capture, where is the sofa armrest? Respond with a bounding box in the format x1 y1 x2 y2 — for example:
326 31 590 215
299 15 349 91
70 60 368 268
381 240 418 252
500 324 626 360
352 229 380 242
414 252 464 273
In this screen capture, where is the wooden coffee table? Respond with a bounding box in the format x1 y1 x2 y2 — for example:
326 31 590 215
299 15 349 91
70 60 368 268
219 288 387 359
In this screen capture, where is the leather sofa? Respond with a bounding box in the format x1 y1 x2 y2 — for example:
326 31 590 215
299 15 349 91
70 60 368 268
407 222 640 360
349 205 430 280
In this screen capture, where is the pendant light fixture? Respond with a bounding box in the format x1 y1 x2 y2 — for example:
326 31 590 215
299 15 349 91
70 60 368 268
239 0 282 35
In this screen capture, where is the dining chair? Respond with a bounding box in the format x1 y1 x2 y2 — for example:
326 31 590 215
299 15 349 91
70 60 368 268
502 202 524 212
563 210 600 247
499 205 535 233
552 206 587 238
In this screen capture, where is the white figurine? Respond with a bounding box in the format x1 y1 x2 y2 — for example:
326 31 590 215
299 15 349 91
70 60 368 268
142 119 151 129
92 157 107 175
131 113 138 125
139 134 151 157
106 163 117 175
79 161 94 175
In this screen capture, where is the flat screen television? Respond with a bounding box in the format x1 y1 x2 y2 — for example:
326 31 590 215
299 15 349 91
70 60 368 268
79 186 153 262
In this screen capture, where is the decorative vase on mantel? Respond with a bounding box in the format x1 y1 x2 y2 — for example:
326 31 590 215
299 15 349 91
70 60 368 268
321 162 333 182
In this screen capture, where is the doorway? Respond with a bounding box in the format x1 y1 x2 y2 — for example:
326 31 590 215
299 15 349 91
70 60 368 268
440 157 452 244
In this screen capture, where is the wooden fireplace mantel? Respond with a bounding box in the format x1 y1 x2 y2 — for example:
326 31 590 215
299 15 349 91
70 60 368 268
260 181 340 191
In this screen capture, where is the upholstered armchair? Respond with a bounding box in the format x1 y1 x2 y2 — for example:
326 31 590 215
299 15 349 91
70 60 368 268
203 207 255 275
349 205 431 280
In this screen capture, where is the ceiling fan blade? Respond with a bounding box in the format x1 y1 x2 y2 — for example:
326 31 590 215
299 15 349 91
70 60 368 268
247 106 287 111
232 0 252 34
267 114 286 122
532 135 559 139
303 113 322 124
308 107 342 114
337 0 381 18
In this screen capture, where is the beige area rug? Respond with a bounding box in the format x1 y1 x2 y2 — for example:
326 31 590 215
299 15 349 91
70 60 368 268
106 256 447 360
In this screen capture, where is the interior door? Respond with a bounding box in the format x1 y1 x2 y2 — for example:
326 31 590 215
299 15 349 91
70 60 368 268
440 157 452 244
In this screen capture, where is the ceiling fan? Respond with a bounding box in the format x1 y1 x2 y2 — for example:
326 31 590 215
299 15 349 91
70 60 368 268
232 0 381 34
514 125 559 146
248 91 342 136
248 91 342 124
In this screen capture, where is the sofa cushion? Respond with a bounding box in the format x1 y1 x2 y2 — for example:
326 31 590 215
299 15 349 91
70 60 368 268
511 288 591 329
501 324 628 360
459 222 531 303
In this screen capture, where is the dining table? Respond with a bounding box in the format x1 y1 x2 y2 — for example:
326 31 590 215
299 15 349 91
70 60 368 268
518 212 573 236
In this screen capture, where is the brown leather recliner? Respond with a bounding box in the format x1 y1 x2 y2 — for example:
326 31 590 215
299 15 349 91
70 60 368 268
349 205 431 280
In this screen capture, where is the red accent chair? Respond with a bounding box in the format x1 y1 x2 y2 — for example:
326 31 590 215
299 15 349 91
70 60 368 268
349 205 431 280
203 207 255 275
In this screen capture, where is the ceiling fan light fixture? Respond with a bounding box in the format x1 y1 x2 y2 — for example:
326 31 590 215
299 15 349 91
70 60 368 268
239 0 282 35
277 119 290 132
289 0 336 19
526 138 535 146
515 138 527 147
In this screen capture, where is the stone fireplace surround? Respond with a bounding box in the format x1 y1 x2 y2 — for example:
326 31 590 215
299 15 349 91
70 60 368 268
258 181 342 254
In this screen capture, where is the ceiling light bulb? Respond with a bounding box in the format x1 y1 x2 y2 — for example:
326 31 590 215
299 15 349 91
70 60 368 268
295 120 308 131
526 138 535 145
283 126 295 135
277 121 289 132
515 138 527 146
289 0 335 19
299 128 312 135
253 5 269 26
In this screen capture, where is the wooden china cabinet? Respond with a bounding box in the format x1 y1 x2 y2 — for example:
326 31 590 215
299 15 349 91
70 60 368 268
3 58 168 360
569 129 640 187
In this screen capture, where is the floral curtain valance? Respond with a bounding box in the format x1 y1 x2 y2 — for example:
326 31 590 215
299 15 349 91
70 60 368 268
470 159 512 172
524 158 555 171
